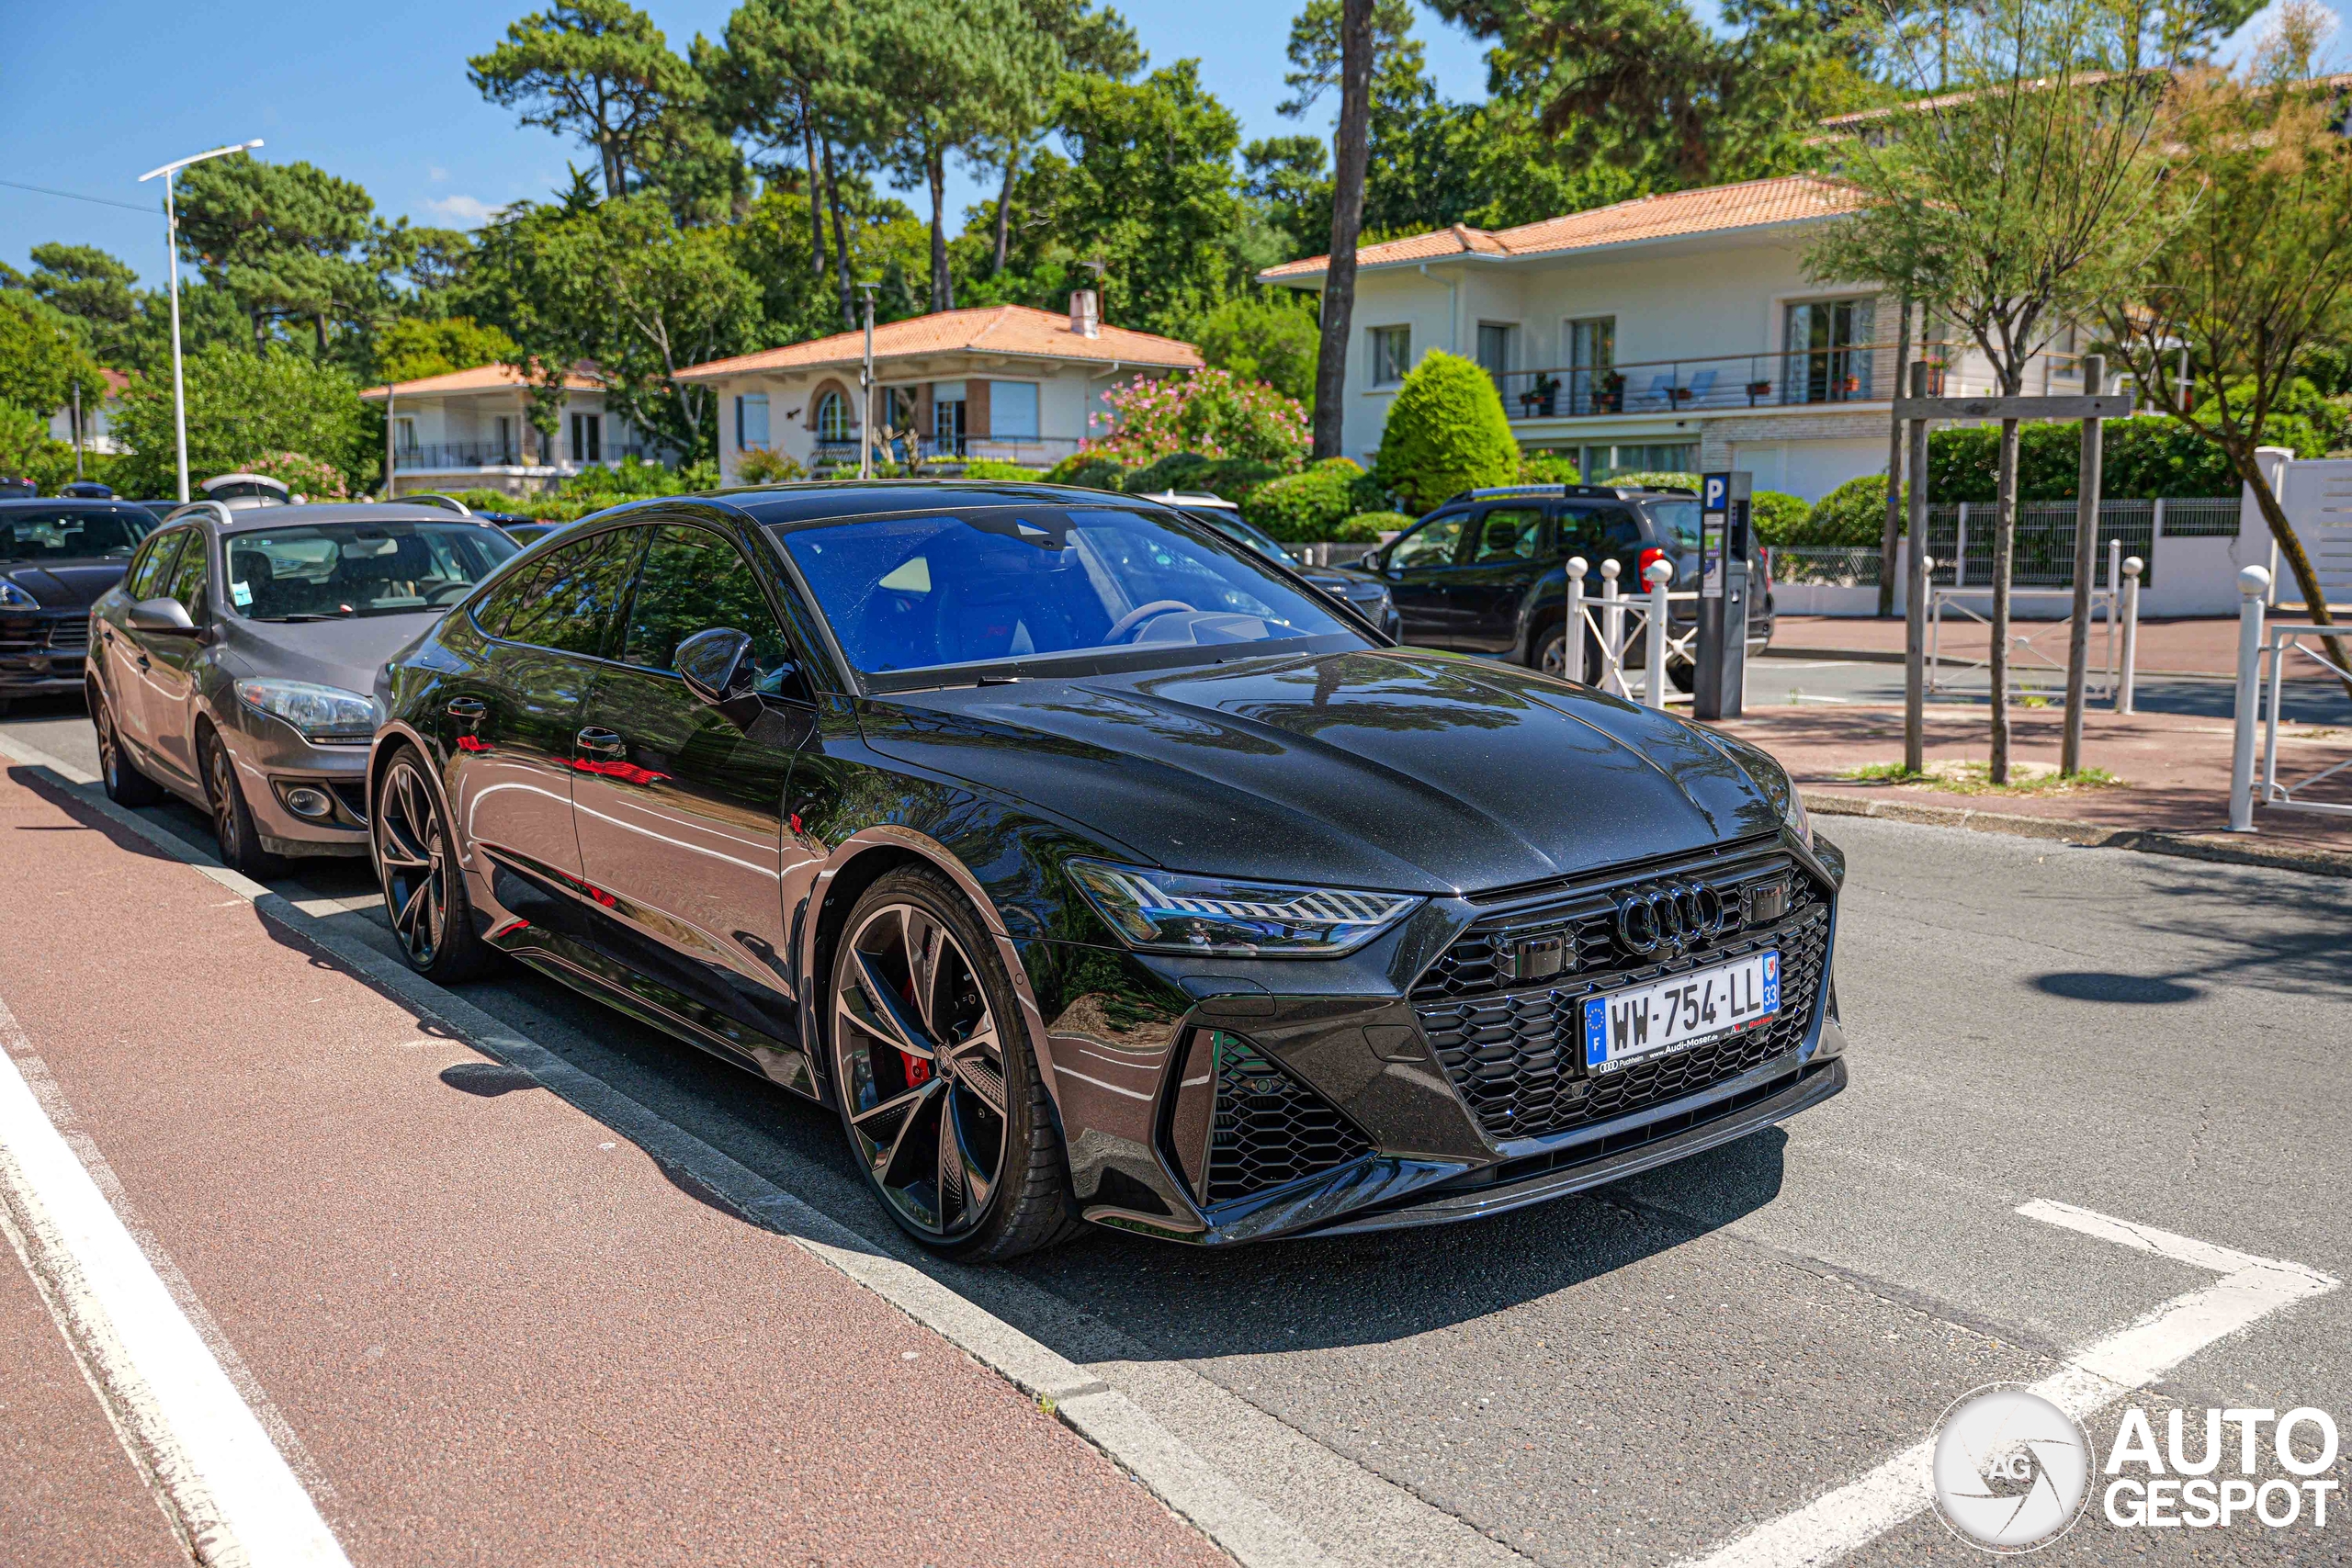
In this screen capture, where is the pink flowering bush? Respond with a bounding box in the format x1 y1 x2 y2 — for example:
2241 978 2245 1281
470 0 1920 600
1088 368 1309 468
245 450 349 500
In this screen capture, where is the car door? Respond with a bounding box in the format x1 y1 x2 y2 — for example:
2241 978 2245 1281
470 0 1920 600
141 526 215 784
1378 513 1468 647
444 525 643 894
569 518 815 1063
115 527 197 775
99 527 184 761
1447 504 1546 652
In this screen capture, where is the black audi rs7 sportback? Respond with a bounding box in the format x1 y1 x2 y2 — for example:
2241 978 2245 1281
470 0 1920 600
370 481 1846 1258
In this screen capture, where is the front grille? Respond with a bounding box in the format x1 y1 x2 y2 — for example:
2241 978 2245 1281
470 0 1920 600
47 620 88 651
1415 853 1829 1143
1204 1031 1371 1204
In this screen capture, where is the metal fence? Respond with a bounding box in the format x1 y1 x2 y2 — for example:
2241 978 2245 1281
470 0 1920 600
1768 496 2239 590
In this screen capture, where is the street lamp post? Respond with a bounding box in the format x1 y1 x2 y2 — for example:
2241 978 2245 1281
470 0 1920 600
138 140 263 503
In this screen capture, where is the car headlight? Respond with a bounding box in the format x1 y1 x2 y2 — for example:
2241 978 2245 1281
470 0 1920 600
1746 751 1811 847
234 679 379 742
0 579 37 608
1066 859 1423 957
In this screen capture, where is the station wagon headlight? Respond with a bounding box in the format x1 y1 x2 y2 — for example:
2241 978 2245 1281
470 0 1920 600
1067 859 1423 956
234 679 379 742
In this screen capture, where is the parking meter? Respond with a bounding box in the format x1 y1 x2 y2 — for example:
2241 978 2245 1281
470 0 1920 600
1695 471 1751 720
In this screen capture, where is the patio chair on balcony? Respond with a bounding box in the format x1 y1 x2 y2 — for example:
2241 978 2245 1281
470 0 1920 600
1640 372 1678 409
1678 369 1718 408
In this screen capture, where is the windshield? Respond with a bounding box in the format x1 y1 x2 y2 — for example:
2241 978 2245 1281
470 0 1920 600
225 521 518 621
1646 500 1702 551
1182 506 1292 566
0 507 150 563
778 505 1363 675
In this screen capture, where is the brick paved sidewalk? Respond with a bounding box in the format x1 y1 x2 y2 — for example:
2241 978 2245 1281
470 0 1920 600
1716 704 2352 862
1771 614 2351 681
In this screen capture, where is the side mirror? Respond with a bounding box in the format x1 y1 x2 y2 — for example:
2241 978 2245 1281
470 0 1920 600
676 626 756 707
129 596 197 633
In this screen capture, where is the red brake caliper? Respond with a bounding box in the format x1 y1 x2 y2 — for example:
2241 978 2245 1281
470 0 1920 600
899 973 932 1088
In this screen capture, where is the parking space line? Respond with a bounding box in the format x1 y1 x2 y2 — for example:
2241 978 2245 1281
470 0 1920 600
1674 1201 2339 1568
0 994 353 1568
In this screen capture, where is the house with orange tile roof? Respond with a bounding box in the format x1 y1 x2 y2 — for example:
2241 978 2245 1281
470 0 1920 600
359 362 660 497
674 294 1203 480
1259 174 2097 502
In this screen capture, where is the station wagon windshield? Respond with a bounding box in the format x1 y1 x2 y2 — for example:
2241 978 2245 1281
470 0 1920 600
777 506 1363 676
225 521 517 621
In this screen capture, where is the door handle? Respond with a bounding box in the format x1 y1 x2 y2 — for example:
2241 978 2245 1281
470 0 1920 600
135 653 151 671
575 726 627 759
447 696 487 719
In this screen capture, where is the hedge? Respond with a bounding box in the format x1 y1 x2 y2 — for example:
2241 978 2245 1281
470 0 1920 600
1340 510 1412 542
1241 458 1386 542
1374 350 1519 513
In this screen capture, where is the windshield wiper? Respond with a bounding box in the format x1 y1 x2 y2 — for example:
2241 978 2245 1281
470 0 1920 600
257 612 342 622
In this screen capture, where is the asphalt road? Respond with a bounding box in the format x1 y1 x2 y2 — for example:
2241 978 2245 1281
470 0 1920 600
4 693 2347 1567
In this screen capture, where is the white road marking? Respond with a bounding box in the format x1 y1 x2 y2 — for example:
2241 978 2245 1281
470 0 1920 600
1674 1201 2338 1568
0 994 351 1568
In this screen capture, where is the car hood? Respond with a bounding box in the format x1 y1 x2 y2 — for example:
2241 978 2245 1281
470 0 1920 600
856 649 1784 894
4 558 130 608
1297 562 1383 592
218 611 442 697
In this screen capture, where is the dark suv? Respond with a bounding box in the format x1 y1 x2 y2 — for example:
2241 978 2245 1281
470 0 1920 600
1364 484 1775 684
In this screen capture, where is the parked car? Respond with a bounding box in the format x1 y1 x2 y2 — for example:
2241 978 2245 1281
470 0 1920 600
0 498 157 714
1364 484 1776 688
369 479 1845 1258
87 502 518 873
1134 491 1402 638
495 519 565 546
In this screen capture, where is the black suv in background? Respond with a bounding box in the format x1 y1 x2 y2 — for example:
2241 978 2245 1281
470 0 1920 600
1363 484 1775 684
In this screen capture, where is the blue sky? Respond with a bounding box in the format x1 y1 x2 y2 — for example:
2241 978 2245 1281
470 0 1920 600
0 0 1490 288
0 0 2319 288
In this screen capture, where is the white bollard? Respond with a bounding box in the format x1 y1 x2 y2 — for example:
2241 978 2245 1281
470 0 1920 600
2116 557 2142 715
2108 536 2121 593
1644 558 1674 708
1600 558 1624 698
2229 564 2271 832
1564 557 1588 682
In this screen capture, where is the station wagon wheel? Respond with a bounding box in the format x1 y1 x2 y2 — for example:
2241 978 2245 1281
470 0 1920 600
373 747 487 981
93 691 164 806
829 869 1078 1259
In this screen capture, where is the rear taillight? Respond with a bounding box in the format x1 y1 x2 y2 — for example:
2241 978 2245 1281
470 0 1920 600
1637 546 1668 582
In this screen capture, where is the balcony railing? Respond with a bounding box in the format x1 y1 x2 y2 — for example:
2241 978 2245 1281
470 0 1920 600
392 441 656 470
1494 342 1969 421
811 434 1083 468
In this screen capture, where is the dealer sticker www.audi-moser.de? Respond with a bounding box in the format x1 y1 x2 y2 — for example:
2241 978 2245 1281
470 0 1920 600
1582 950 1779 1073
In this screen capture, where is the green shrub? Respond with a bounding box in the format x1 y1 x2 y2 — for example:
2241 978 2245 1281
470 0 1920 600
1517 451 1582 485
1749 490 1811 546
112 347 369 498
1927 416 2245 501
1374 350 1520 513
1242 458 1388 542
450 488 519 513
1801 477 1905 547
736 448 804 485
1045 452 1127 491
1608 470 1700 493
566 455 684 499
1093 367 1310 466
1121 452 1217 494
1340 510 1411 542
960 457 1042 482
1193 294 1319 409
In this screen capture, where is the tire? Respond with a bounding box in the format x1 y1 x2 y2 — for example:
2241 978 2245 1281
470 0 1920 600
828 865 1079 1261
93 692 164 807
372 745 489 982
200 729 281 879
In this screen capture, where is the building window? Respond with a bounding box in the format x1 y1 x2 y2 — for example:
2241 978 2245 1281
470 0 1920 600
570 412 602 462
1567 317 1614 414
1369 325 1412 387
815 389 852 442
990 381 1039 440
395 416 416 454
735 392 770 450
1579 443 1697 482
1783 297 1876 404
932 380 967 454
1476 322 1514 398
494 415 515 464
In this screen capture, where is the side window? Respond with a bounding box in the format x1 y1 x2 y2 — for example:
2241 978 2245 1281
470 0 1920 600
1599 509 1645 552
162 531 209 617
620 525 792 688
1555 505 1641 558
1387 515 1465 570
1470 506 1543 563
485 527 645 657
127 529 186 601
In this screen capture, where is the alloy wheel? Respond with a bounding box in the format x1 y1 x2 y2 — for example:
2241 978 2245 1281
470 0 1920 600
1540 632 1568 678
832 902 1008 1239
97 706 122 787
207 739 244 861
375 758 450 966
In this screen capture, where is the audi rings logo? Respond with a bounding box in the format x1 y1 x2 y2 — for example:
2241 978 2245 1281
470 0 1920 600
1614 883 1731 957
1931 1385 2094 1553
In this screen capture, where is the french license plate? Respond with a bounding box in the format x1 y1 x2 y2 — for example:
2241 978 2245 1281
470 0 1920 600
1582 951 1779 1075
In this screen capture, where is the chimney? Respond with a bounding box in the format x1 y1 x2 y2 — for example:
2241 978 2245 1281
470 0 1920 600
1069 289 1101 339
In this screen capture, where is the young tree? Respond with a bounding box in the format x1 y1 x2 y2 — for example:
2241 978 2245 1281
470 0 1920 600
374 317 522 385
971 0 1143 277
0 294 105 419
2098 5 2352 688
470 0 705 199
1805 0 2180 781
111 346 368 498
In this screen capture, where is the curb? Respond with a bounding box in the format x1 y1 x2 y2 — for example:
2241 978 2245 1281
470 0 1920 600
1801 788 2352 878
0 733 1332 1568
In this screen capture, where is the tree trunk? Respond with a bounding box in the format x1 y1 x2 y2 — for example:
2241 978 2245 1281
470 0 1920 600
1877 296 1912 618
1311 0 1374 462
992 148 1018 276
313 314 328 355
605 136 626 198
803 115 827 278
1988 415 2020 784
926 150 952 313
252 310 268 353
822 140 854 331
2238 447 2352 702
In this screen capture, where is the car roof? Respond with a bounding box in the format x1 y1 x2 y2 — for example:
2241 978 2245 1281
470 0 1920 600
1432 483 1696 512
0 496 153 511
154 501 514 536
732 479 1174 529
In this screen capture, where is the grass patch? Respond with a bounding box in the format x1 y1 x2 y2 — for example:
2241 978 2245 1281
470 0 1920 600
1838 759 2127 795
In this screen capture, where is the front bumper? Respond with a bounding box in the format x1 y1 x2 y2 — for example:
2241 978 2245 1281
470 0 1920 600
217 705 374 858
1030 829 1845 1246
0 610 91 696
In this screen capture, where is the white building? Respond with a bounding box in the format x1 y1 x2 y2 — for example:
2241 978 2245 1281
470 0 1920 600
676 297 1203 482
47 368 128 456
360 363 653 498
1259 175 2094 502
